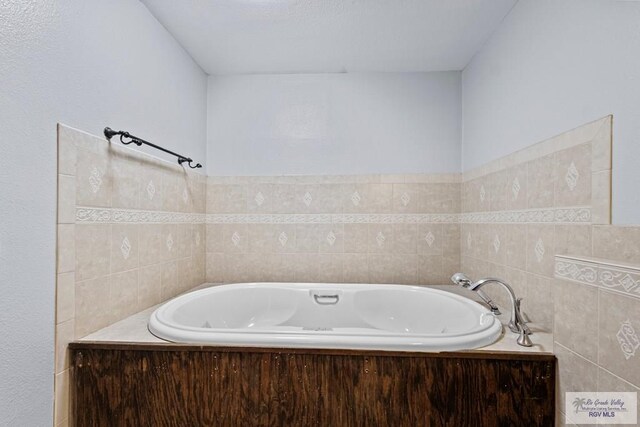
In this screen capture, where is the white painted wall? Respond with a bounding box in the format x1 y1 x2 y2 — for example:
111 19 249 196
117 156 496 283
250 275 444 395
0 1 207 425
207 72 461 176
462 0 640 224
141 0 517 75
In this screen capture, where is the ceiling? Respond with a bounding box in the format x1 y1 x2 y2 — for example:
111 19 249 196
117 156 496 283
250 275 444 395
141 0 517 75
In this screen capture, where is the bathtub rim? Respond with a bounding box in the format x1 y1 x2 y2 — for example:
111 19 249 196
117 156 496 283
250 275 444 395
148 282 504 352
150 282 498 337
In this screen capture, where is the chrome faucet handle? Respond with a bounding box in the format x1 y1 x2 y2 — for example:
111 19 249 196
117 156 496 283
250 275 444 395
514 298 532 335
516 298 531 323
517 324 533 347
513 297 533 346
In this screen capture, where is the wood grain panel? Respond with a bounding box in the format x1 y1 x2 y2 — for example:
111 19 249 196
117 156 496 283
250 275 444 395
70 344 555 426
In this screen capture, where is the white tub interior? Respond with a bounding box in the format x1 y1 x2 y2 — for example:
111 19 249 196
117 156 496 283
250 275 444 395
149 283 502 352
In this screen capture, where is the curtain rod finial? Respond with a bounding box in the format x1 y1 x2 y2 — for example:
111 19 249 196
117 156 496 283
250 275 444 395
104 127 117 140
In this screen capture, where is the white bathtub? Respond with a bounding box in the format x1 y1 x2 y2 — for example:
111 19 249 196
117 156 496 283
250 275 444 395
148 283 502 352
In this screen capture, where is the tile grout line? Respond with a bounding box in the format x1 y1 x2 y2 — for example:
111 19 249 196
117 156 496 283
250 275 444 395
555 341 598 367
597 286 601 370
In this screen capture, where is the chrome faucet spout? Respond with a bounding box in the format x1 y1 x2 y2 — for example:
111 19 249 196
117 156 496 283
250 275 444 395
467 278 519 332
450 273 501 314
450 273 532 347
475 289 502 315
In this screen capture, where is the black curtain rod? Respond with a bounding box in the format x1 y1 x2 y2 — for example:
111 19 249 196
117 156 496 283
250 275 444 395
103 127 202 169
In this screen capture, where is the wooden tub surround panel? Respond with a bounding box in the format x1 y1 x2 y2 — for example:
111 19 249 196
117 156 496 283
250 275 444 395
70 343 555 427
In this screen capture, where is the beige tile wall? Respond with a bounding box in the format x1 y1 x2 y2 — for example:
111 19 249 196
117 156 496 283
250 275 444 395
205 174 462 286
54 124 206 426
554 253 640 425
56 115 634 427
460 116 612 331
457 115 640 426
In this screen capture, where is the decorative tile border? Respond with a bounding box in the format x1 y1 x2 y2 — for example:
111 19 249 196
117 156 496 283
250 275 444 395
461 206 591 224
617 320 640 360
555 255 640 299
206 213 460 224
76 206 594 225
215 207 590 224
76 207 206 224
